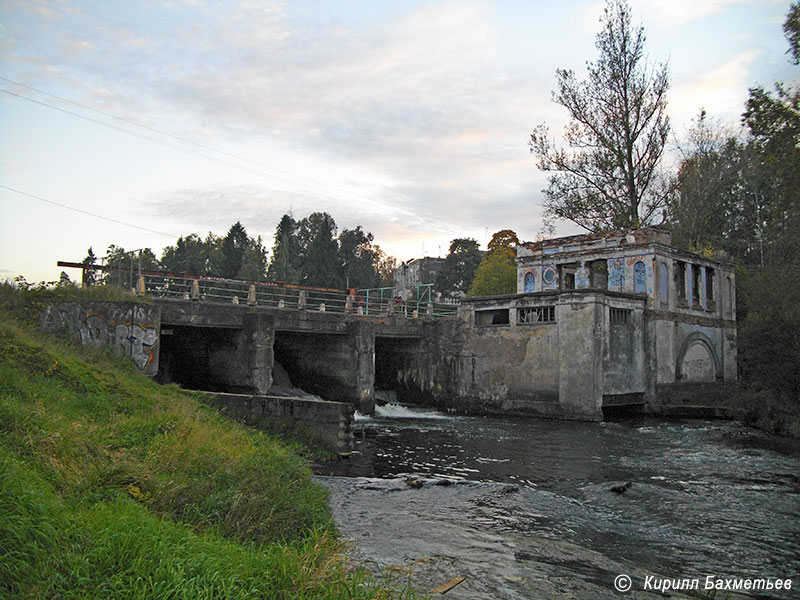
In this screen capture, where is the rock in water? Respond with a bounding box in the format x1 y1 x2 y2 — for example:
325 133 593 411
610 481 633 494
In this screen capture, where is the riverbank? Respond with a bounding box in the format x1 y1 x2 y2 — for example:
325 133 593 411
0 291 419 599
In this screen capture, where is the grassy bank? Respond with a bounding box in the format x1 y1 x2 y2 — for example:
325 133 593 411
0 288 417 598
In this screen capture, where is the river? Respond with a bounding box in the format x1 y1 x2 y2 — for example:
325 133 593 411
315 403 800 599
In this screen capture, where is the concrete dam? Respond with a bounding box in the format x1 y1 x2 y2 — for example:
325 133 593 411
45 228 738 449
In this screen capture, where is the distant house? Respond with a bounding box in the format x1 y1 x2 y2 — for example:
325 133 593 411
393 257 447 301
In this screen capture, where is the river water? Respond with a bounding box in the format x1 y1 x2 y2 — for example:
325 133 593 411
316 404 800 599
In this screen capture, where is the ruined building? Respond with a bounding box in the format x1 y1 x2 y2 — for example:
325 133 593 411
441 228 737 419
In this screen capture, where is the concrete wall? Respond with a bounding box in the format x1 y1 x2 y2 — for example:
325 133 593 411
392 291 648 420
40 301 161 376
205 392 355 453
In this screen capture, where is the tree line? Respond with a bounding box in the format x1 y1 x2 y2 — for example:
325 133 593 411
84 213 399 291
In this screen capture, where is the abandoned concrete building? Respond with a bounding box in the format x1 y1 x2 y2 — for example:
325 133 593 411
453 228 737 419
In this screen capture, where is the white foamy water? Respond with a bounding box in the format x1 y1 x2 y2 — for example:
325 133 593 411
376 403 452 419
355 403 452 420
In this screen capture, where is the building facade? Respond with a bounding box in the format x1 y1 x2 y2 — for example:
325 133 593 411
447 228 737 420
393 257 447 301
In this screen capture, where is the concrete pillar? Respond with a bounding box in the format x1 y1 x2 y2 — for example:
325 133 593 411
136 276 146 297
557 294 604 420
247 285 257 306
350 321 376 415
298 290 307 310
346 294 355 313
243 312 274 394
427 302 433 316
191 279 201 301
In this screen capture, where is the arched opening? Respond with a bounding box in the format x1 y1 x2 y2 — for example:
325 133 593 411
676 332 721 382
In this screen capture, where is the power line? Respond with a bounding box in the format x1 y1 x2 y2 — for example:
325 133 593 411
0 184 178 239
0 78 474 236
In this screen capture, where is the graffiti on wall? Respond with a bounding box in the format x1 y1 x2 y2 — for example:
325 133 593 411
633 261 647 293
523 270 536 293
607 258 625 290
42 304 159 373
542 265 557 289
575 265 590 289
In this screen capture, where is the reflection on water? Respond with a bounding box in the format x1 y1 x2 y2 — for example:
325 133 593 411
317 405 800 599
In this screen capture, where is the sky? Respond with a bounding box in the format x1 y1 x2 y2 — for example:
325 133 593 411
1 0 796 284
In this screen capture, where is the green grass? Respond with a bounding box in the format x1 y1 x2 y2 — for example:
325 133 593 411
0 289 421 599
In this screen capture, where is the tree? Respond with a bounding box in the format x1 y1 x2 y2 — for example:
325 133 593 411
268 215 302 284
338 226 379 290
437 238 482 299
161 233 216 276
530 0 670 232
374 248 398 288
785 1 800 65
297 212 342 288
82 247 97 286
220 221 249 279
238 235 269 281
468 230 519 297
668 111 743 254
740 3 800 265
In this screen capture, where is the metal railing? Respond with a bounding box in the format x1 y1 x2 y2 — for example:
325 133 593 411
56 258 461 318
356 285 459 318
132 272 459 318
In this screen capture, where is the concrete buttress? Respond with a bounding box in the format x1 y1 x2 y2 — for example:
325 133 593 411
243 312 275 394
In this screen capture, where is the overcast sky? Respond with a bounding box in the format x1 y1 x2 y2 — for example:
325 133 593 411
1 0 796 283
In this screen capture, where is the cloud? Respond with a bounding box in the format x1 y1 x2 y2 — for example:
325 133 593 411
670 50 759 125
631 0 750 27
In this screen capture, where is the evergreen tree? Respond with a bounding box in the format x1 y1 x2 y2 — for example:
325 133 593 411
238 235 269 281
297 212 342 288
268 214 302 284
220 221 250 279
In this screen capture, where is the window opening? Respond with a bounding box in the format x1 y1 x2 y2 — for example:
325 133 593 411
518 306 556 324
475 308 510 326
676 262 686 302
658 263 669 305
706 268 715 302
610 307 632 325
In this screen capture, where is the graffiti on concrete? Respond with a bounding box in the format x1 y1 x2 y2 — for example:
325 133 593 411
523 270 536 293
542 265 557 289
575 265 590 289
633 261 647 293
42 304 159 373
607 258 625 290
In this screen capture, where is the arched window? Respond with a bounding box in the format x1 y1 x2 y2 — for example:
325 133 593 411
523 271 535 293
633 261 647 293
